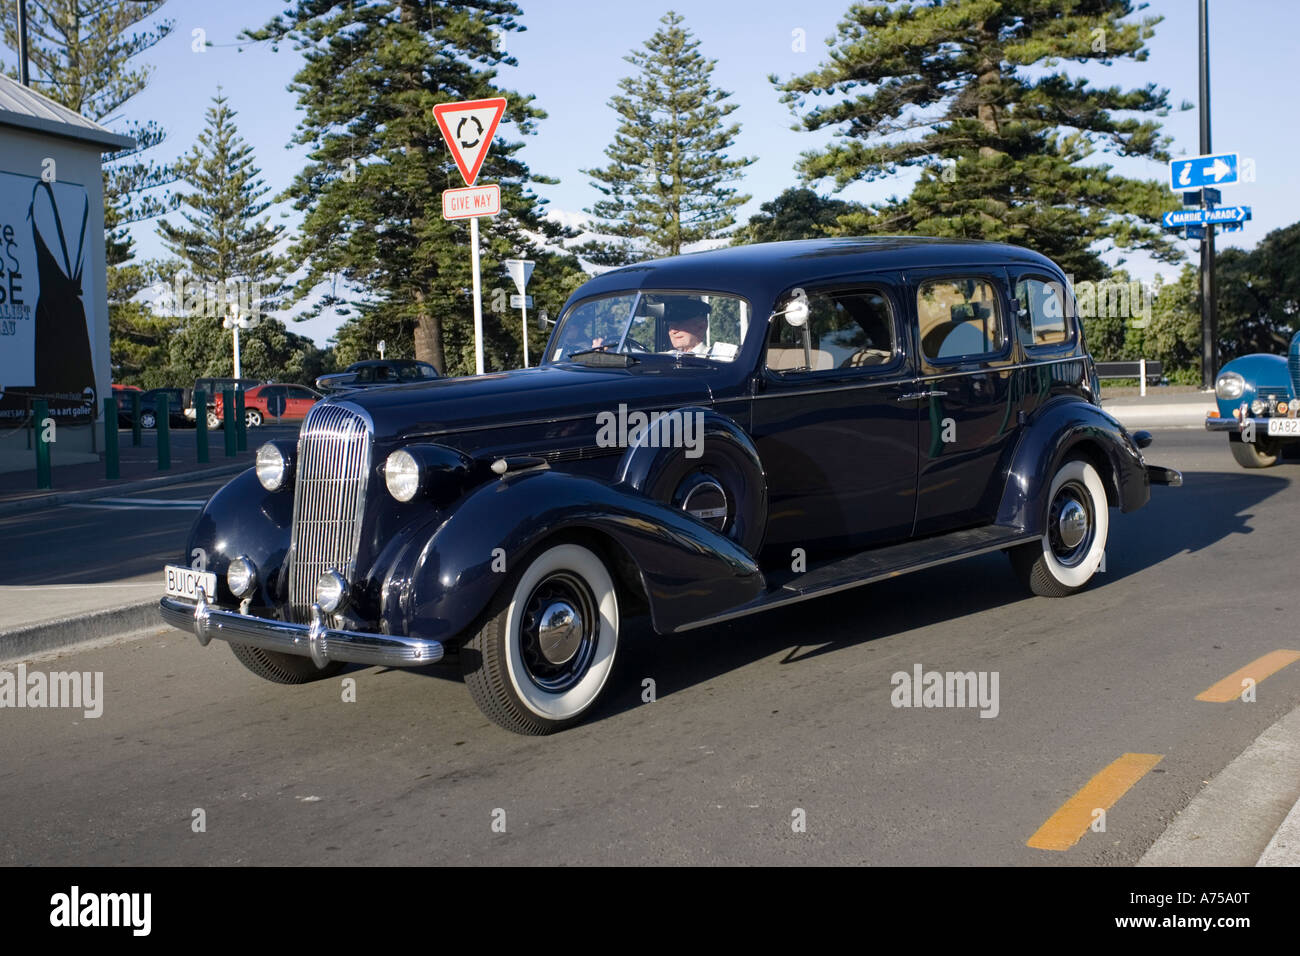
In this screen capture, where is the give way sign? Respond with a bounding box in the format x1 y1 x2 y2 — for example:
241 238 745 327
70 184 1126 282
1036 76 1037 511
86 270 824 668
433 97 507 187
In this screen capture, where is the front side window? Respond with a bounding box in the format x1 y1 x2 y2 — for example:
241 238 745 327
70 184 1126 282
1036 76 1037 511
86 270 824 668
917 278 1003 361
1014 276 1071 348
766 289 896 373
548 292 748 364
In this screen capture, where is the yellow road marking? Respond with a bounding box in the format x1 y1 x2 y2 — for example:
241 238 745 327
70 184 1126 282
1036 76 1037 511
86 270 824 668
1195 650 1300 703
1026 753 1163 852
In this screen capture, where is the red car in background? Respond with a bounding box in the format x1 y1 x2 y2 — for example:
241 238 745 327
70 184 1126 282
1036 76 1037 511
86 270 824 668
212 383 321 428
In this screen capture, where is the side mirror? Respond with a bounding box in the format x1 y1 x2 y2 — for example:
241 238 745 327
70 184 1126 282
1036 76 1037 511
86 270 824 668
536 308 551 331
1132 430 1153 449
772 288 809 328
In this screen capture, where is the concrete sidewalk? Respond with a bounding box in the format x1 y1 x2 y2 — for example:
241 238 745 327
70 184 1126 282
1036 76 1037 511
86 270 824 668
1139 704 1300 867
1101 387 1216 430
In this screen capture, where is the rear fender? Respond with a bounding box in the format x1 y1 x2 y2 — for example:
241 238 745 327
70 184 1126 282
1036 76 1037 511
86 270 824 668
997 398 1148 535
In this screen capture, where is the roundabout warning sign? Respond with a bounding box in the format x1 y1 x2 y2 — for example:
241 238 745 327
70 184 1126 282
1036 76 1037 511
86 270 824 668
432 97 507 186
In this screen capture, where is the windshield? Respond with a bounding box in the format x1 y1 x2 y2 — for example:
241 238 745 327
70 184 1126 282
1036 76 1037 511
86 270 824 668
546 291 750 364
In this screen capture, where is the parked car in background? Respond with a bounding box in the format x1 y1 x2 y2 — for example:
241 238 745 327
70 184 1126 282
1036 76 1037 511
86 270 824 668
160 238 1180 735
118 387 191 429
213 383 321 428
1205 330 1300 468
188 378 263 428
315 359 439 393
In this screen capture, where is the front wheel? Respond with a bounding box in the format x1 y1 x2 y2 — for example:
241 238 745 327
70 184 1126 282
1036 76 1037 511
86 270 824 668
1009 457 1109 597
461 543 620 735
1229 434 1280 468
207 411 221 430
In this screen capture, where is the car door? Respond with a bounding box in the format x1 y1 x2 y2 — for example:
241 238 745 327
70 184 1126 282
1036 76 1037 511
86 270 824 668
749 278 919 559
284 386 319 420
908 270 1022 535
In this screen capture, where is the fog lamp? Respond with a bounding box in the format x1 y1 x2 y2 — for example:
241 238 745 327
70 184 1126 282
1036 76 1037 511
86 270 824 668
227 555 257 598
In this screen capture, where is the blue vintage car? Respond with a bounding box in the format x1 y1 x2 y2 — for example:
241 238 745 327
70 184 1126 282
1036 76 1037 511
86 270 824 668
159 238 1180 734
1205 331 1300 467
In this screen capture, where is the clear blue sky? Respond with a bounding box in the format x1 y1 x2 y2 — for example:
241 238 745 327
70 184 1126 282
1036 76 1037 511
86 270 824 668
9 0 1297 346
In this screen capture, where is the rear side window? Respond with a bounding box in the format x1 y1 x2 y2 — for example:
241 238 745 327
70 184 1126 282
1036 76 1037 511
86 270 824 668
766 289 895 373
1014 277 1071 348
917 278 1003 361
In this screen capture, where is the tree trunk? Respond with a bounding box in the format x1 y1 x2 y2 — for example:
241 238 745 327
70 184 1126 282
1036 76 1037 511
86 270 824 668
413 289 445 373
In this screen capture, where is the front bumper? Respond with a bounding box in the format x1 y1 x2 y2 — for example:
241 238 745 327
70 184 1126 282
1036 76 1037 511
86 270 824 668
1205 415 1300 436
160 589 444 668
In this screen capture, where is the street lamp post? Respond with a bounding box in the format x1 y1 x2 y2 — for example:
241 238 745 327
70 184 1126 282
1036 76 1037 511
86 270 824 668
16 1 30 86
223 307 253 378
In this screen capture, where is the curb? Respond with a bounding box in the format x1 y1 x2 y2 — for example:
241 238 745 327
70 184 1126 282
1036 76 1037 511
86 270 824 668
1102 404 1212 429
0 598 162 664
0 462 247 518
1257 793 1300 866
1137 705 1300 866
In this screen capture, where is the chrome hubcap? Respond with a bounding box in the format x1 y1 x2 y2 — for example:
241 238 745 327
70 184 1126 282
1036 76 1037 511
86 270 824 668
520 572 599 692
536 600 583 665
1057 499 1087 550
1047 480 1095 568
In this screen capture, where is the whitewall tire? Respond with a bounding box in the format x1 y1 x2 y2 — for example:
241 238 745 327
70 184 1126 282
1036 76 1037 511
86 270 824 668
462 543 619 734
1010 458 1109 597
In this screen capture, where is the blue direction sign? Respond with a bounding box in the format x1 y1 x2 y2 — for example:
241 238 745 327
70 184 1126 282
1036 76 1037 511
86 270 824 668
1169 152 1239 191
1162 205 1251 228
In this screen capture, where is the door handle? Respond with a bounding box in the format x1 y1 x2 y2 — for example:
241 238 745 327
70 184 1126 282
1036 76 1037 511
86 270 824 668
897 390 949 402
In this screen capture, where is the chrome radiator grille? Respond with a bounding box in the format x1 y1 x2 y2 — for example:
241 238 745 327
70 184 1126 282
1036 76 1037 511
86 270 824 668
287 403 372 623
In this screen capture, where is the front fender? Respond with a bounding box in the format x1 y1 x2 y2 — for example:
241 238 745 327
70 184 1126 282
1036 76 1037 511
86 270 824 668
397 470 766 642
1214 353 1293 418
996 398 1148 534
183 468 293 606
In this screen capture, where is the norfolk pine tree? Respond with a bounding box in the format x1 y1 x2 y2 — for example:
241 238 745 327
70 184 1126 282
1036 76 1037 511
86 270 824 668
247 0 570 375
583 11 754 260
156 93 323 383
777 0 1184 281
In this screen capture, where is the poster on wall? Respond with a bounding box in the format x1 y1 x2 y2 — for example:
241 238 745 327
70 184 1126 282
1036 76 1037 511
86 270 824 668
0 171 97 423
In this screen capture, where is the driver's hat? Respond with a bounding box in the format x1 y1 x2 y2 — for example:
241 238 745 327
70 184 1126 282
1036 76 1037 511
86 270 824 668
664 298 711 326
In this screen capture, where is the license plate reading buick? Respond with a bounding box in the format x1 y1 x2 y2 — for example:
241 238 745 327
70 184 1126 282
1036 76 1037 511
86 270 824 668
1267 418 1300 437
164 565 217 601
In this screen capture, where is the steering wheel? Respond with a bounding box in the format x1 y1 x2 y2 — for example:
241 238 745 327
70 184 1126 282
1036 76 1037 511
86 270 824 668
625 339 651 353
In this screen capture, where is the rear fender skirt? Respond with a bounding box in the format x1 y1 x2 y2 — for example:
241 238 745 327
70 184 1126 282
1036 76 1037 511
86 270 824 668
996 399 1149 535
396 470 766 641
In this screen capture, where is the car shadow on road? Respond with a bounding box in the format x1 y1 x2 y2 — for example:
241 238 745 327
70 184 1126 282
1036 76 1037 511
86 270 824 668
381 467 1290 729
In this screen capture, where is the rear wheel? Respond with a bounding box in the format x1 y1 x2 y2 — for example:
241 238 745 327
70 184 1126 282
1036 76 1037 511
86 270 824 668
1010 458 1109 597
207 411 221 430
139 410 157 429
1229 433 1280 468
245 408 263 428
228 642 344 683
461 543 619 735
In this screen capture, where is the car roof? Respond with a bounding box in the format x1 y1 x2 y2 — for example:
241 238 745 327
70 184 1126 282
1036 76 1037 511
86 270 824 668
347 359 427 368
564 237 1063 310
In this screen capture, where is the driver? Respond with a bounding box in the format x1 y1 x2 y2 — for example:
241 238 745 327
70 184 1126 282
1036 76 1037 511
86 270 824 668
664 299 712 354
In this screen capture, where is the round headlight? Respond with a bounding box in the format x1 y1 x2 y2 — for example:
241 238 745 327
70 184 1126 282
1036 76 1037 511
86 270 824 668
1251 399 1266 416
316 570 347 613
256 443 288 491
385 449 421 502
227 555 257 599
1215 373 1244 400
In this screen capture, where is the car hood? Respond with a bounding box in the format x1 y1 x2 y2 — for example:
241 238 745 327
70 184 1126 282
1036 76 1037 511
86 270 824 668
336 362 718 442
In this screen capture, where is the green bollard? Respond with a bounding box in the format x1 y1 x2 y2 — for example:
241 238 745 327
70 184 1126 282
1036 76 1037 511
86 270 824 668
33 399 52 490
223 388 236 457
131 391 142 447
104 397 120 480
235 388 248 451
156 395 171 470
194 388 209 464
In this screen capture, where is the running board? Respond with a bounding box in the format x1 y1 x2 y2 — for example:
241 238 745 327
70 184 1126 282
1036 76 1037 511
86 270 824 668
674 525 1037 632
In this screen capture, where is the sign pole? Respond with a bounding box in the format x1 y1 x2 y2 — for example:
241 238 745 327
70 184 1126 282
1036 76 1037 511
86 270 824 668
470 215 485 375
521 300 530 368
1198 0 1217 390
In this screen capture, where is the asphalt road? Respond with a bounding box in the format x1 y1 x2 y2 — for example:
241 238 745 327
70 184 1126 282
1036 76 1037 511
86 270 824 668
2 427 1298 865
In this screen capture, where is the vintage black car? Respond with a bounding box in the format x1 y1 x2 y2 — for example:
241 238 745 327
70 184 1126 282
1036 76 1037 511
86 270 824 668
160 238 1180 734
315 359 440 394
